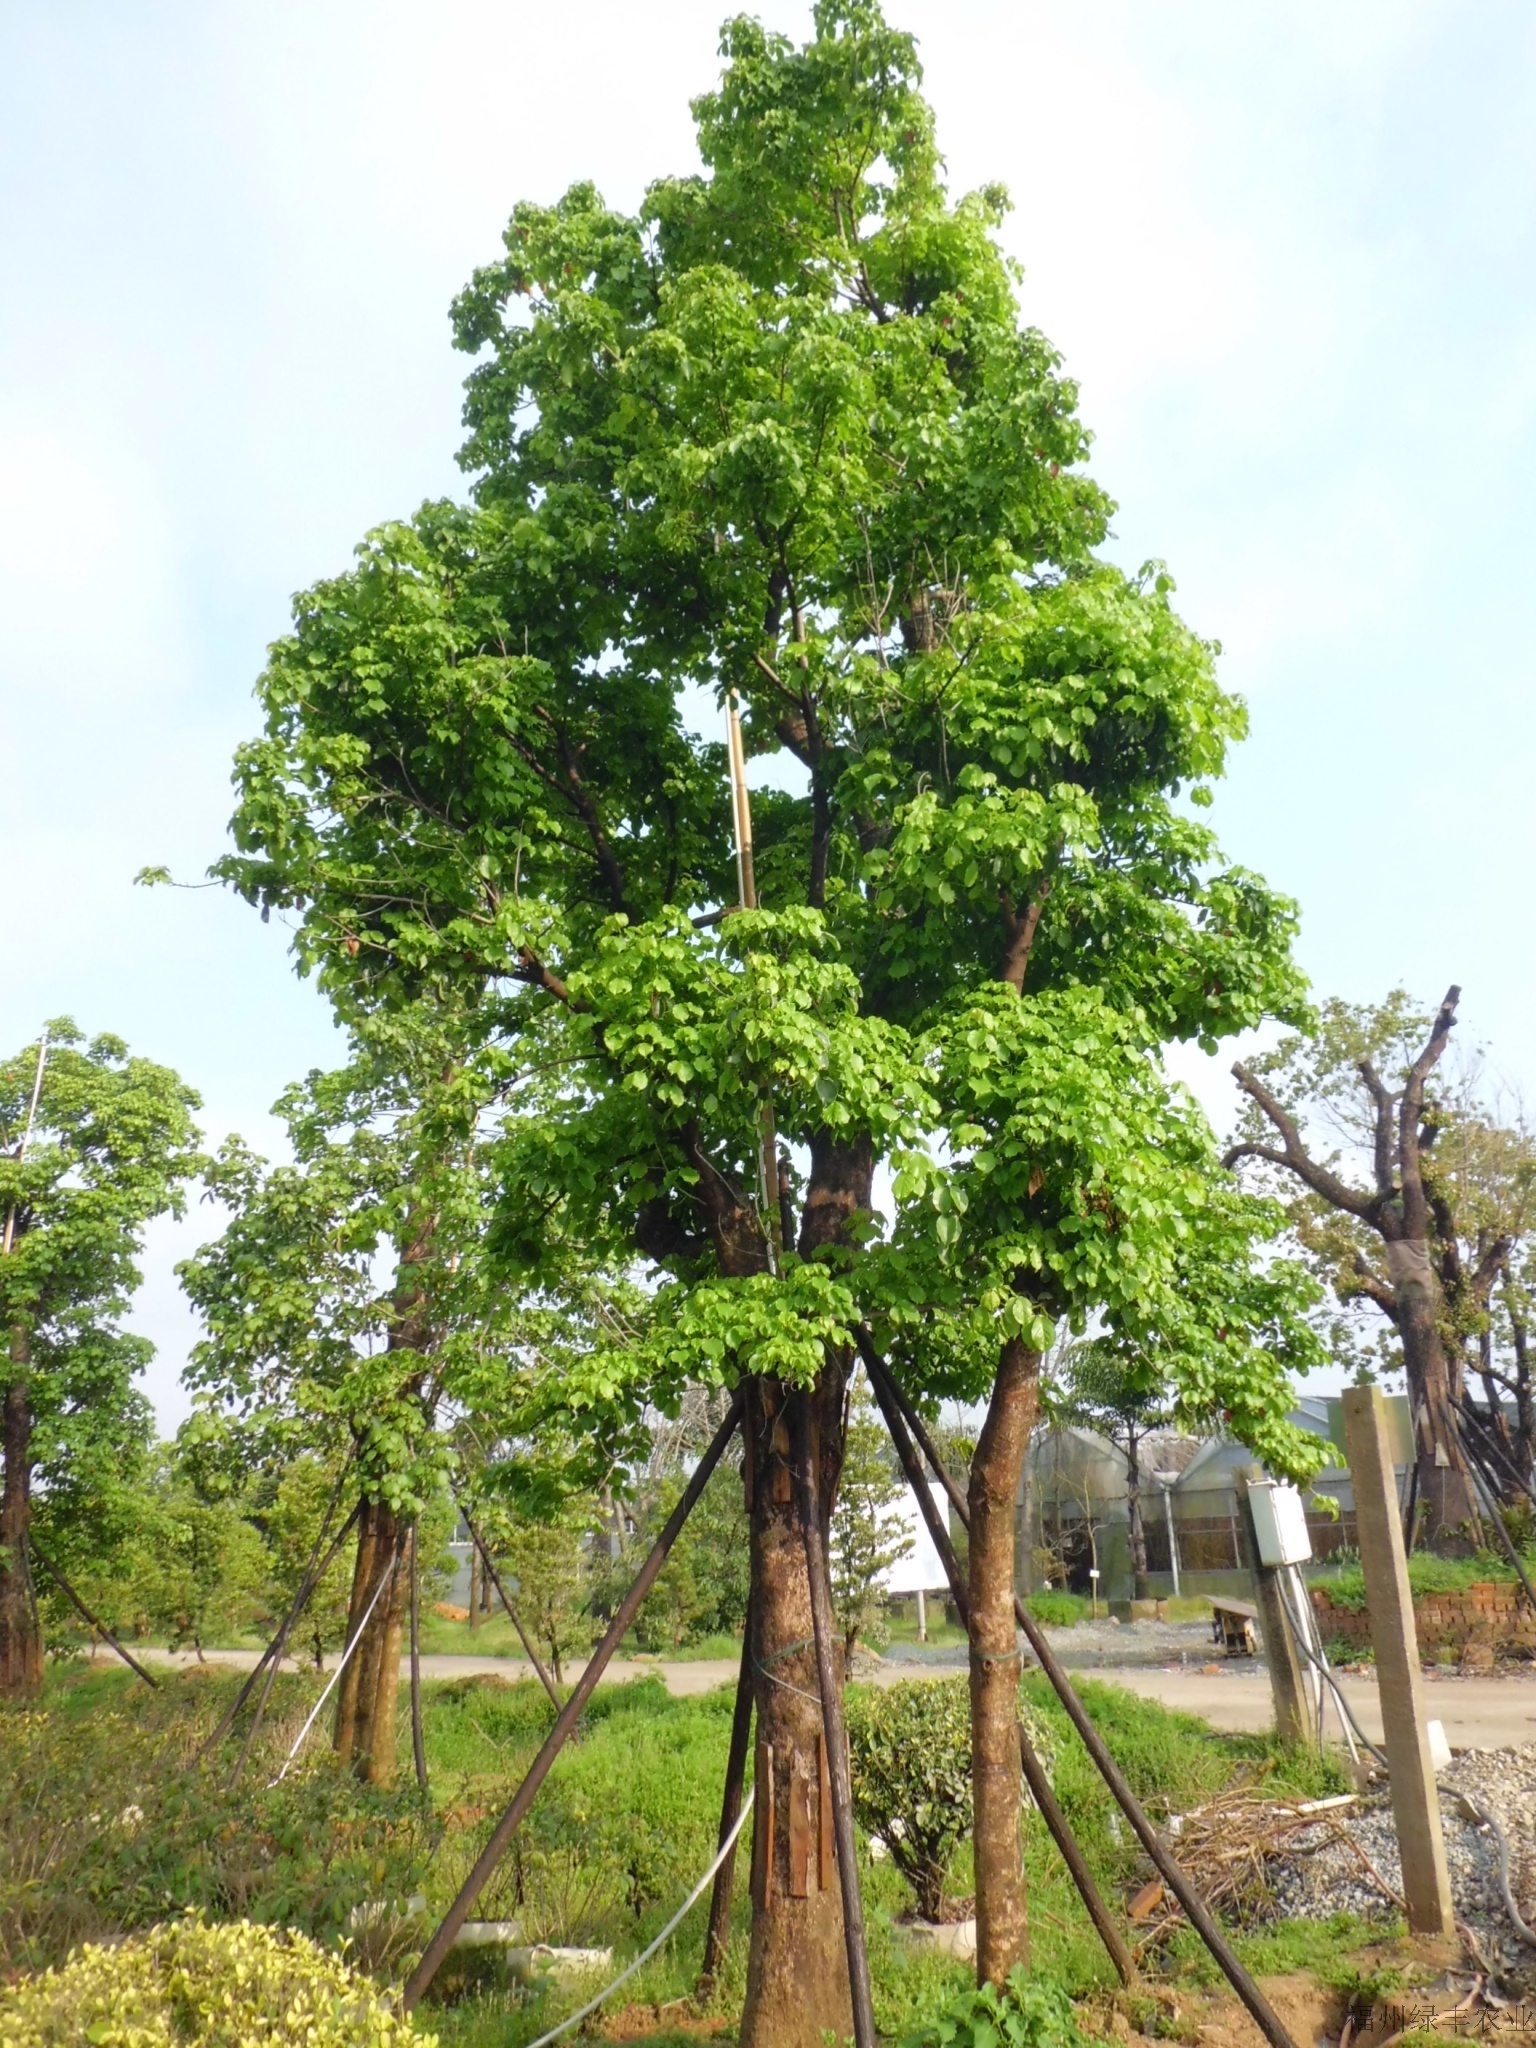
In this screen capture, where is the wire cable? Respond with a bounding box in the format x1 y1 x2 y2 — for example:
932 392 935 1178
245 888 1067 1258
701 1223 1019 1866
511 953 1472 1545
522 1791 755 2048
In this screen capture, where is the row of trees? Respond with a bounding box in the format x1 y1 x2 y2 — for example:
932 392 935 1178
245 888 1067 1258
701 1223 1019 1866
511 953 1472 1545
6 6 1532 2041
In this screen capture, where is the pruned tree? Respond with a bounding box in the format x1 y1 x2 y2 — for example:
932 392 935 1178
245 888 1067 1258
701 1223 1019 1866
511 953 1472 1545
208 5 1320 2028
0 1023 201 1694
1223 987 1536 1539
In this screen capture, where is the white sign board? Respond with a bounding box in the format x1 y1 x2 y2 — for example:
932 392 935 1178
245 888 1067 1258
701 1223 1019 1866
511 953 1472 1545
880 1480 953 1594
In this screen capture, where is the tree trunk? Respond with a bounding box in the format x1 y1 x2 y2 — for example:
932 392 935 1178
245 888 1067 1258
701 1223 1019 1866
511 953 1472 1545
1126 1430 1149 1599
348 1502 405 1780
1392 1247 1479 1544
738 1373 853 2048
468 1540 480 1630
968 1337 1040 1987
0 1335 42 1697
334 1498 381 1757
362 1521 410 1789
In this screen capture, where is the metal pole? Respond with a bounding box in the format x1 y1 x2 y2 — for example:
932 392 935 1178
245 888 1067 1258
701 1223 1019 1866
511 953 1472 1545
403 1392 744 2012
792 1393 876 2048
1160 1482 1181 1598
867 1348 1297 2048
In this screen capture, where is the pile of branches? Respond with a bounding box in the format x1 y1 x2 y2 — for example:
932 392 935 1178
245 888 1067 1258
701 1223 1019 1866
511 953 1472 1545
1126 1784 1400 1953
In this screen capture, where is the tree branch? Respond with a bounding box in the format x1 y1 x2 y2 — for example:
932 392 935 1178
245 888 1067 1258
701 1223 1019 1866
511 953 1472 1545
999 880 1052 994
1357 1061 1398 1203
1398 985 1460 1237
1227 1064 1377 1219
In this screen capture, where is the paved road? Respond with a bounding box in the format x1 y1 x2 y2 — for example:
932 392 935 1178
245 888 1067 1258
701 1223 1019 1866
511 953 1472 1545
133 1646 1536 1749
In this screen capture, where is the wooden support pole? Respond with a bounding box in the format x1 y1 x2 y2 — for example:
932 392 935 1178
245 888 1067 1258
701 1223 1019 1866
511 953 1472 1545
403 1392 744 2012
866 1346 1298 2048
458 1496 560 1708
699 1600 754 1991
792 1392 876 2048
28 1542 158 1689
1235 1474 1310 1748
862 1356 1136 1987
1341 1386 1454 1937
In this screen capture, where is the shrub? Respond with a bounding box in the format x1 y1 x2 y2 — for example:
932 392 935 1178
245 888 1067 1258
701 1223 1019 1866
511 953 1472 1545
900 1967 1084 2048
0 1675 440 1975
1024 1590 1090 1628
0 1914 430 2046
848 1678 972 1919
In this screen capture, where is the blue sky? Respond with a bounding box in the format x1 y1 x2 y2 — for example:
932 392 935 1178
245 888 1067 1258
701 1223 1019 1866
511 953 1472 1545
2 1 1533 1430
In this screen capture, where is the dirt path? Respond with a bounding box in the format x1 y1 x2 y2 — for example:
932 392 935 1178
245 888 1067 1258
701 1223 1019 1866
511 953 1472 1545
133 1644 1536 1747
1097 1661 1536 1751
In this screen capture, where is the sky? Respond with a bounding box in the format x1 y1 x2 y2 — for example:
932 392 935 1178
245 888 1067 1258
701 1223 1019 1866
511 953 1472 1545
2 0 1533 1431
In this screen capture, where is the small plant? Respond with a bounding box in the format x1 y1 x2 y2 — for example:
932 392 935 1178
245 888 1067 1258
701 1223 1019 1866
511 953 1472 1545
900 1967 1084 2048
1024 1590 1090 1628
0 1913 428 2046
848 1678 972 1920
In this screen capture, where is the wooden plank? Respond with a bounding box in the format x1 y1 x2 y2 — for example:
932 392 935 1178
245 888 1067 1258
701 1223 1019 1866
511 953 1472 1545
818 1733 835 1890
788 1747 816 1896
751 1741 774 1909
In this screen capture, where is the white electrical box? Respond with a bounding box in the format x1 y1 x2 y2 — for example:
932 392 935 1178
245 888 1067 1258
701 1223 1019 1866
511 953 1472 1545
1247 1481 1312 1567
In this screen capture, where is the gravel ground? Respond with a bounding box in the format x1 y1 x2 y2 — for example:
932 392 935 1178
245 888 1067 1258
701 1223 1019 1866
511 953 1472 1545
1268 1745 1536 1988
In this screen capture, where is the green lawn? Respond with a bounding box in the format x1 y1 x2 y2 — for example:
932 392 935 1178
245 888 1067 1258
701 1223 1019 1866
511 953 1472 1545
3 1654 1375 2048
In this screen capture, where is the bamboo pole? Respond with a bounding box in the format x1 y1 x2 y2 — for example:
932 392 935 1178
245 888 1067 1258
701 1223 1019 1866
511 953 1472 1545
403 1392 744 2012
865 1347 1296 2048
792 1393 876 2048
28 1541 158 1689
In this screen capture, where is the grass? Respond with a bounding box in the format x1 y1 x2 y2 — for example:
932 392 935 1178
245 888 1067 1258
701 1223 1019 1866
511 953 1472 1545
5 1655 1376 2048
1309 1548 1536 1611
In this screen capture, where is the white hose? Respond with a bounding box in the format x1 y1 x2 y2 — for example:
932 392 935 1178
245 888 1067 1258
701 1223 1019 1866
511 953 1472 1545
271 1560 394 1784
522 1791 755 2048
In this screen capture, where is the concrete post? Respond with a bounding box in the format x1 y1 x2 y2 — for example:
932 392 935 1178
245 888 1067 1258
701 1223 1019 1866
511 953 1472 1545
1236 1474 1309 1748
1342 1386 1455 1935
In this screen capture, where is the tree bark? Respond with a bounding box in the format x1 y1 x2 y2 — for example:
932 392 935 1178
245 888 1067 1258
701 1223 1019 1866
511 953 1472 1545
1126 1429 1149 1599
968 1337 1040 1987
348 1502 406 1783
333 1497 381 1757
362 1519 410 1788
738 1373 854 2048
0 1331 42 1697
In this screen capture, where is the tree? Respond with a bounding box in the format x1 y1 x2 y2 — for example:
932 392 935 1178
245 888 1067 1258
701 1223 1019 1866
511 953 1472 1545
1223 987 1536 1539
829 1377 911 1655
211 6 1320 2028
179 1021 485 1786
0 1024 200 1695
1057 1338 1176 1600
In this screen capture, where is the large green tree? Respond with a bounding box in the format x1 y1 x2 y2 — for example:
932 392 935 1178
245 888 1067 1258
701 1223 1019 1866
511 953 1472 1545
0 1024 201 1694
213 6 1322 2028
